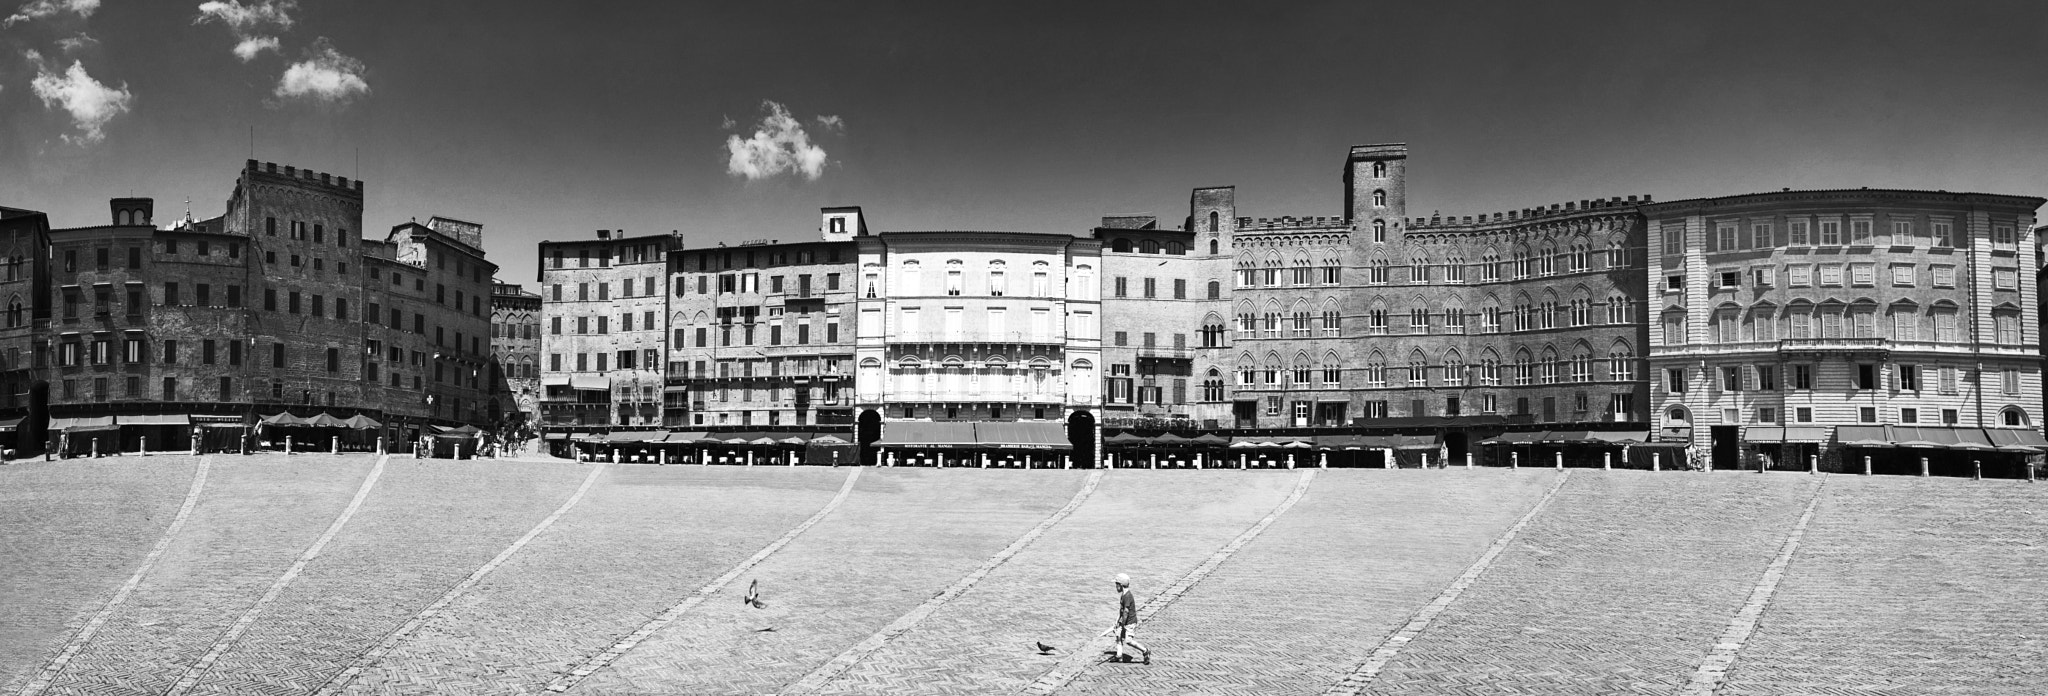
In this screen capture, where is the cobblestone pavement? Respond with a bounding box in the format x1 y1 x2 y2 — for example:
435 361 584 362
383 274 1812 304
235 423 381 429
31 454 379 696
181 459 592 695
337 465 854 696
806 470 1302 696
1355 472 1819 696
570 468 1091 695
1721 476 2048 695
1059 469 1560 696
0 457 201 693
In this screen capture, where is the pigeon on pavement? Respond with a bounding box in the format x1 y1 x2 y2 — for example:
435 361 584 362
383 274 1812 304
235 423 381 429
745 579 767 609
1034 642 1057 654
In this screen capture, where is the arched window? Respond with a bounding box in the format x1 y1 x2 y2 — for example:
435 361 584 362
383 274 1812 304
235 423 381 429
1139 239 1159 254
1208 211 1219 232
1371 161 1386 178
2003 407 2030 427
1206 280 1221 300
1372 219 1386 242
1166 241 1185 255
1372 189 1386 207
1668 406 1689 423
1112 238 1132 253
1208 239 1219 255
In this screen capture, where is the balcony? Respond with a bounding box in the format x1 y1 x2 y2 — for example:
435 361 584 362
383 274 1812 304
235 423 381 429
1135 346 1193 359
886 390 1066 404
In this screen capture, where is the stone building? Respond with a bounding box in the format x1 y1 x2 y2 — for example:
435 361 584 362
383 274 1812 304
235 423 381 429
1092 212 1231 428
18 160 500 455
360 217 498 441
490 282 542 428
537 230 678 429
852 221 1103 465
0 206 50 451
1646 189 2046 474
664 224 858 430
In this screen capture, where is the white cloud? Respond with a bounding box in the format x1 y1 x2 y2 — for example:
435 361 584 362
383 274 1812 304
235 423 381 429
55 32 95 53
814 114 845 132
232 36 279 61
27 51 133 144
272 37 368 105
194 0 293 32
3 0 98 27
725 100 837 181
195 1 295 61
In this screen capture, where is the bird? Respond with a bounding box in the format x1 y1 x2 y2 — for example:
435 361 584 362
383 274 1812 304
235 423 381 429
1034 642 1058 655
744 579 767 609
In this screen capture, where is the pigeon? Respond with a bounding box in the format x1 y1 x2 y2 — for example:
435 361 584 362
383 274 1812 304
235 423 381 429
1034 642 1058 655
744 579 767 609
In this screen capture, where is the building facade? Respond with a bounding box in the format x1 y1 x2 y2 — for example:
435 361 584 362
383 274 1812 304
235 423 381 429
537 231 679 428
665 226 858 430
1646 190 2044 473
491 282 543 428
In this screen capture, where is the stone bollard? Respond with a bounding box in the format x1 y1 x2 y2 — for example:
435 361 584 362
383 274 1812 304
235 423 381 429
1863 455 1872 476
1511 452 1519 469
1603 452 1611 470
1652 451 1660 471
1920 456 1930 477
1809 454 1818 475
1973 459 1981 480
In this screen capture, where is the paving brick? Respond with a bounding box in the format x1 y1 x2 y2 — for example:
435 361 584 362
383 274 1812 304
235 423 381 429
806 470 1302 696
337 465 855 695
1354 471 1817 696
1061 469 1560 696
0 457 200 693
1720 477 2048 696
182 460 591 695
33 455 379 696
570 469 1091 696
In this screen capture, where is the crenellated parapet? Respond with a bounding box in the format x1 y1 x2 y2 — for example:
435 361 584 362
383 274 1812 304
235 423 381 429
1407 195 1652 232
242 158 365 197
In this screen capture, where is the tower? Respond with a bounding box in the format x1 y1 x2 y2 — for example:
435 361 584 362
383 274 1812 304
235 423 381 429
821 206 866 242
1343 143 1407 241
1189 186 1235 256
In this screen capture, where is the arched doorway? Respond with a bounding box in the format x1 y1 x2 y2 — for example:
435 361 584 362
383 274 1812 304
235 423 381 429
856 409 882 466
1067 410 1096 468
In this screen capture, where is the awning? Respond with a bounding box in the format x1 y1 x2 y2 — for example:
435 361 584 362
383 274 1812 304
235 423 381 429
344 414 382 430
976 421 1070 450
604 431 663 442
1190 433 1230 446
874 421 979 448
807 433 850 445
1229 436 1276 448
190 414 243 423
1104 432 1148 446
1835 425 1892 447
1633 440 1690 448
67 424 120 434
433 424 482 435
666 431 710 443
542 375 570 386
1986 428 2048 453
1744 426 1785 443
1950 428 1998 451
544 433 571 441
777 436 809 446
1314 434 1374 449
119 414 191 426
48 416 116 430
1480 431 1548 445
1893 426 1955 449
569 375 610 391
1149 433 1190 446
1540 430 1595 444
0 417 20 431
1587 431 1649 444
261 412 307 426
1783 426 1831 443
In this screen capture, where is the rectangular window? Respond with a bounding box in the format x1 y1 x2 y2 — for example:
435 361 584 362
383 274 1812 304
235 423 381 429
1819 265 1843 286
1662 226 1683 255
1857 364 1876 390
1850 264 1875 286
1716 223 1737 250
1667 367 1686 393
1901 407 1919 424
1933 221 1954 247
1995 268 2018 290
1900 364 1919 391
1850 218 1872 244
1788 220 1809 246
1718 271 1739 289
1756 365 1777 391
1751 222 1772 248
1932 265 1956 287
1819 219 1841 245
1891 265 1914 286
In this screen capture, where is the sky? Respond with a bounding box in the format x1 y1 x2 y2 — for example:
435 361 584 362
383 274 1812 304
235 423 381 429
3 1 2048 285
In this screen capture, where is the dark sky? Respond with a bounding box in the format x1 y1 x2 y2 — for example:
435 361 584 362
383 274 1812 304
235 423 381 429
4 1 2047 284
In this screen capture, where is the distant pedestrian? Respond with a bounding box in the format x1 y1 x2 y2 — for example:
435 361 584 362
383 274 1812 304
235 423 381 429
1111 573 1150 664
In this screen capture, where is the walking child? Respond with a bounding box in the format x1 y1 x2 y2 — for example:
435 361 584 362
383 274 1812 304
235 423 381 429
1112 573 1150 664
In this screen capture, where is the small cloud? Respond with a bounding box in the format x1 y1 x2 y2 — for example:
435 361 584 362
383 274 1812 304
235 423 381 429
3 0 98 27
721 115 735 129
724 100 836 181
195 0 295 61
233 36 279 61
194 0 293 32
55 32 95 53
814 114 845 132
272 37 368 105
27 50 134 144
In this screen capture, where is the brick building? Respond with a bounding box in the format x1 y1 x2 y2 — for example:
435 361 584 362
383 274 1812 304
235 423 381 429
0 206 49 451
1646 190 2046 474
537 230 679 429
15 160 500 456
665 225 858 430
490 282 543 428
